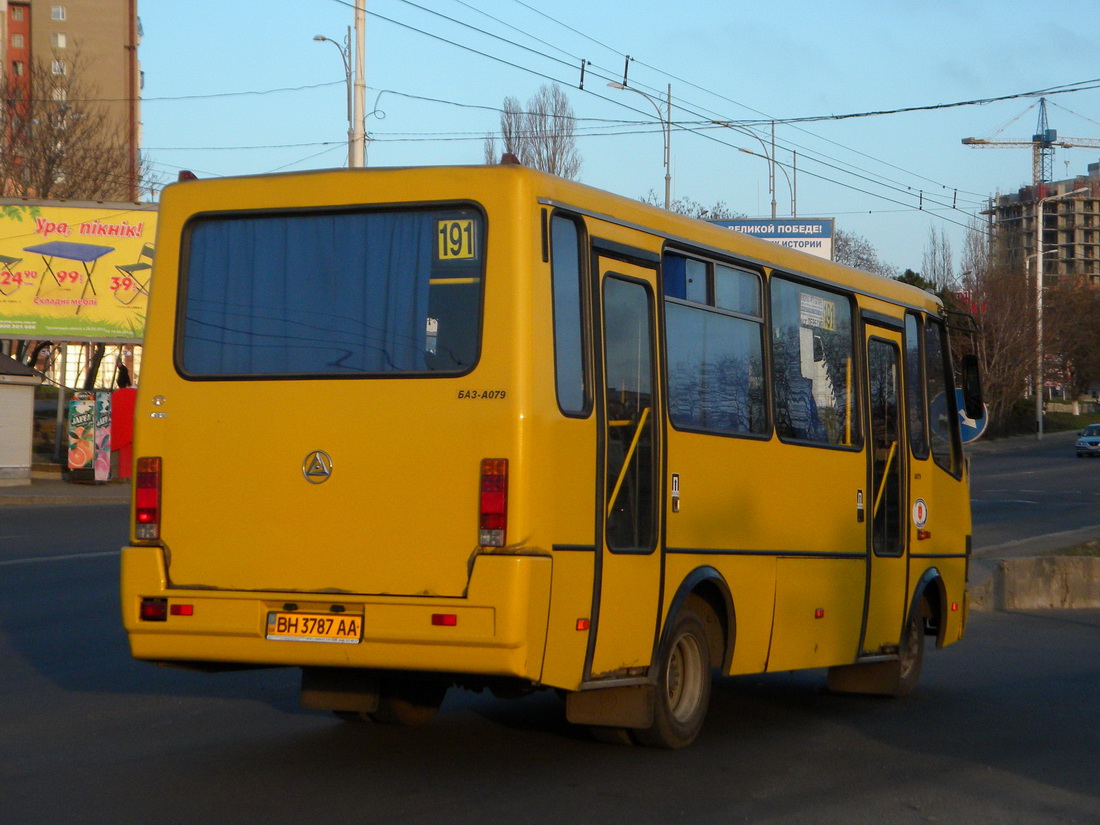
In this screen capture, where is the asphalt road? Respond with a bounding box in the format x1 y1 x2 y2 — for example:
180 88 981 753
969 430 1100 554
2 481 1099 824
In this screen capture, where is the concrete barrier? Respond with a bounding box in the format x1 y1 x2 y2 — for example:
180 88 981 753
972 556 1100 611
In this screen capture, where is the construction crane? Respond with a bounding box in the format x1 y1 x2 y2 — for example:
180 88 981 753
962 97 1100 187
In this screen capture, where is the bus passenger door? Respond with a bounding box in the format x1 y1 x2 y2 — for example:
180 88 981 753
587 257 664 680
861 326 909 656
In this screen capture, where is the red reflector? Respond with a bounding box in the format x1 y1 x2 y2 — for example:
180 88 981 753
576 618 591 631
140 598 167 621
951 602 959 612
917 529 932 541
814 608 825 619
170 604 194 617
479 458 508 547
431 613 457 627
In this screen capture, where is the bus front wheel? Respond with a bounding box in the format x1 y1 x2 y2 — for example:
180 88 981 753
634 604 712 749
895 596 930 698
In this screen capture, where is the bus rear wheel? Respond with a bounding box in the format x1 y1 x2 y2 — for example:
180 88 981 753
634 605 712 749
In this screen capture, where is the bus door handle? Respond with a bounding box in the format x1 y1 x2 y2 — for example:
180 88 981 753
856 489 865 523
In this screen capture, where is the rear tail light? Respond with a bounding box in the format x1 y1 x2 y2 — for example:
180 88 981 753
479 458 508 547
140 598 167 621
135 456 162 540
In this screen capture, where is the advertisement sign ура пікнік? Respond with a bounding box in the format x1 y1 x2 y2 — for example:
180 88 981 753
0 201 157 343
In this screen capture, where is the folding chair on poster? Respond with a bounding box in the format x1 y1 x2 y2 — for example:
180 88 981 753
0 253 22 296
114 243 154 305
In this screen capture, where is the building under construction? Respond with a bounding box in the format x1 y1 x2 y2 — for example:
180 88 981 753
991 165 1100 288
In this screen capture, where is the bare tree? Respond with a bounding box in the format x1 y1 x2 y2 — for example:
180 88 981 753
922 225 955 290
483 84 581 179
0 51 153 201
834 228 897 279
957 220 1033 433
1046 279 1100 398
639 191 743 221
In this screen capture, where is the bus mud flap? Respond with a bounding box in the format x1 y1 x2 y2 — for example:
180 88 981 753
565 684 655 729
301 667 380 713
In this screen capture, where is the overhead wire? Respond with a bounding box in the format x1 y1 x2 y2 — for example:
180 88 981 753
378 0 996 217
144 0 1087 231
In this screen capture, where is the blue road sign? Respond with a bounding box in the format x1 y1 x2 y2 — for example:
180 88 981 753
956 388 988 443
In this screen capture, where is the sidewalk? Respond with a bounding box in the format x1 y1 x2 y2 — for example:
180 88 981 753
0 476 131 506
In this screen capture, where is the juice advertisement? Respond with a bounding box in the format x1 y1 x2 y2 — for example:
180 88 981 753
94 391 112 481
67 391 96 473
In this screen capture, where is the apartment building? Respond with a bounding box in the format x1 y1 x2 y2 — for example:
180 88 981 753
1 0 141 198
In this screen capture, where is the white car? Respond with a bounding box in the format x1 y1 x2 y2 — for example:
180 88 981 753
1075 424 1100 457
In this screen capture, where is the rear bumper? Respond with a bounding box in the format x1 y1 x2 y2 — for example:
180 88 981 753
121 547 552 682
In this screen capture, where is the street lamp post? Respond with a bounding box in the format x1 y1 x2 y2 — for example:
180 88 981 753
720 121 794 217
1034 186 1087 439
314 17 366 167
608 82 671 209
736 145 795 218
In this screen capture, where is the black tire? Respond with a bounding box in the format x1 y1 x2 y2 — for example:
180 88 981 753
634 605 712 749
895 596 930 698
370 677 448 726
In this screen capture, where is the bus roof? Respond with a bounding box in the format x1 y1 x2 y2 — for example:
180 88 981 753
164 163 942 315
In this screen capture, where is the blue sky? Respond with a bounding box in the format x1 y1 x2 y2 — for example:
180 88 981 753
138 0 1100 274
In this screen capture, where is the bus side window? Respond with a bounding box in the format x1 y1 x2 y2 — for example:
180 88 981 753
550 215 588 416
770 277 860 447
924 319 961 476
904 313 929 460
664 252 766 436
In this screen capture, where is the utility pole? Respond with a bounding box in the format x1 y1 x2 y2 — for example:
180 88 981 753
352 1 366 167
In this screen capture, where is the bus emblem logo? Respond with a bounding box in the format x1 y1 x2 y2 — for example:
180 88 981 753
302 450 334 484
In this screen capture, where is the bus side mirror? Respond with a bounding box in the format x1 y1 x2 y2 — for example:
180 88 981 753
960 354 983 420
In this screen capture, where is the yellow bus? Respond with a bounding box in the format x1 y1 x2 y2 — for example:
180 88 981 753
121 163 982 748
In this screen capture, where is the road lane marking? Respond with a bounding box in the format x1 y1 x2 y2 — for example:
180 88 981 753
0 549 121 567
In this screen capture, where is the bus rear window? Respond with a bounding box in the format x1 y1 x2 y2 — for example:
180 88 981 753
178 207 483 377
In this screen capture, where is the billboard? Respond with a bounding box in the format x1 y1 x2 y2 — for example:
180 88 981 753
711 218 835 261
0 200 157 343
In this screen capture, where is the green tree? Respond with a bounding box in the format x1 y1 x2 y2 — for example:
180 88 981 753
895 269 937 291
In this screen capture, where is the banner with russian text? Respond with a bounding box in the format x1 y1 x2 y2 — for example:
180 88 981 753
0 201 158 342
711 218 835 261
